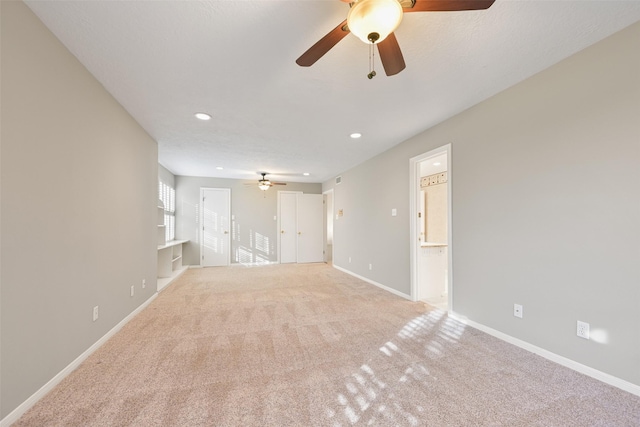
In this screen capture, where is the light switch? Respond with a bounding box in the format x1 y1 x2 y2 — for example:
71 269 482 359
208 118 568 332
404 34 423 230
391 209 397 217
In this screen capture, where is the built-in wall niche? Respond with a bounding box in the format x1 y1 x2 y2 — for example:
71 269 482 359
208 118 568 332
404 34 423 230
420 172 447 245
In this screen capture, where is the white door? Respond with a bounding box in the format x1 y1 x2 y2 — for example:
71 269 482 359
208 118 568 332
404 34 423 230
201 188 230 267
279 192 298 263
297 194 324 263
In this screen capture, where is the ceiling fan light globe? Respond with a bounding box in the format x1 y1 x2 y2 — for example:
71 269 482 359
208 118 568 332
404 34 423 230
258 181 271 191
347 0 403 45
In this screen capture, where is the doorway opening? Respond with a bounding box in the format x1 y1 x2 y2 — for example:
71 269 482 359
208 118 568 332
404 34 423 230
410 144 452 311
323 189 334 264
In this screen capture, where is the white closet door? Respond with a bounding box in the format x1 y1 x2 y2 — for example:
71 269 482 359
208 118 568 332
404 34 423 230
296 194 324 263
201 188 230 267
279 192 298 263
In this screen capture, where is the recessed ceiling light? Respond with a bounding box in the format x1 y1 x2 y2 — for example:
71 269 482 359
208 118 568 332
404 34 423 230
216 167 224 170
303 172 310 176
433 162 441 166
350 133 362 139
195 112 211 121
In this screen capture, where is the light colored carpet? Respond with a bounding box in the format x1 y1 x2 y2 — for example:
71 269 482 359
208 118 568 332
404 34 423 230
14 263 640 426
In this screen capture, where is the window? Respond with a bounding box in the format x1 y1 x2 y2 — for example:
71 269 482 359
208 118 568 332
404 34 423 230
158 180 175 242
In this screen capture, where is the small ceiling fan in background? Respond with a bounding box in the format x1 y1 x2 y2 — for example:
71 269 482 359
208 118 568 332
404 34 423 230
296 0 495 78
245 173 287 192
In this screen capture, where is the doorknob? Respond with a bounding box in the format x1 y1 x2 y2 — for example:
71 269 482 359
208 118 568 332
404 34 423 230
281 230 285 234
224 231 229 234
298 231 302 235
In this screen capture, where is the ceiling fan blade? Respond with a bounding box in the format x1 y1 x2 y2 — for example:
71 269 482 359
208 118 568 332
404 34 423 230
405 0 495 12
377 33 406 76
296 20 350 67
271 182 287 186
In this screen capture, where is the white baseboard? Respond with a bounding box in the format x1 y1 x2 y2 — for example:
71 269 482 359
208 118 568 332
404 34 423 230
333 264 412 301
1 293 158 427
157 265 189 292
448 311 640 397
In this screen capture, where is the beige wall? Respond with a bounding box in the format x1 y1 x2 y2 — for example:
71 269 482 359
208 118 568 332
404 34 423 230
1 1 158 418
159 163 176 190
324 22 640 386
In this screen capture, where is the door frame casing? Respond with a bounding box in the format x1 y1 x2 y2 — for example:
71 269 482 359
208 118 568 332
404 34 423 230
409 144 453 310
200 187 231 267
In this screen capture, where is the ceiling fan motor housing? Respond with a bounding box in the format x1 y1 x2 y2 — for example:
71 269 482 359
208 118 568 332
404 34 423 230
258 173 271 188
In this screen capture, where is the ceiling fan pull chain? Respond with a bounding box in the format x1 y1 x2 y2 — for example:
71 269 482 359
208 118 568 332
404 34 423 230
368 42 376 79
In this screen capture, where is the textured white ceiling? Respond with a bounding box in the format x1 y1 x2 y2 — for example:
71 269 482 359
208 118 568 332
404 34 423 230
25 0 640 183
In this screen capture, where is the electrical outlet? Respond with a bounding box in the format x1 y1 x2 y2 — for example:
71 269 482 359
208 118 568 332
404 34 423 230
349 257 351 263
577 321 590 339
142 279 146 289
514 304 523 318
369 264 373 270
93 306 99 322
130 285 135 297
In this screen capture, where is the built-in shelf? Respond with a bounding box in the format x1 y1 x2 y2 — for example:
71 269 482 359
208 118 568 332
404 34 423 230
157 201 166 246
157 239 188 292
157 198 187 291
157 239 187 251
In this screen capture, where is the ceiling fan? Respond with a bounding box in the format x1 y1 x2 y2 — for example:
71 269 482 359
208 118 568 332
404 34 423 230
296 0 496 77
246 173 287 191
